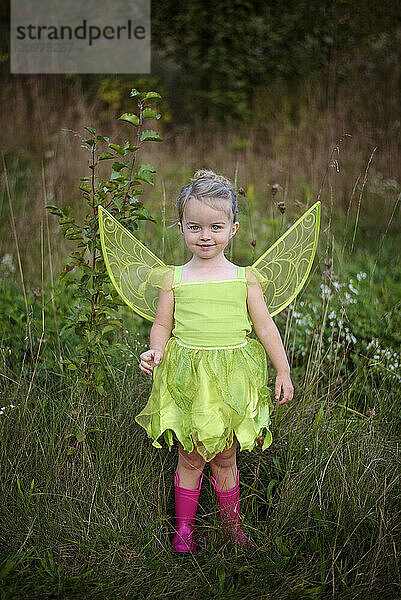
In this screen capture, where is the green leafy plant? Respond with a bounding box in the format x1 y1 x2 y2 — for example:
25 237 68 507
46 89 162 396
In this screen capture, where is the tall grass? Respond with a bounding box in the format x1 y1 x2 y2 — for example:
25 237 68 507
1 289 400 598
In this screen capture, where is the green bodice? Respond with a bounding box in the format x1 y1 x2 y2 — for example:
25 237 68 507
171 265 252 348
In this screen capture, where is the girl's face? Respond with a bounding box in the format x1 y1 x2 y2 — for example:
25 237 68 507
178 197 239 260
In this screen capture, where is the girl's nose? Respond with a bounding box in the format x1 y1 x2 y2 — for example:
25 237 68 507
200 230 211 240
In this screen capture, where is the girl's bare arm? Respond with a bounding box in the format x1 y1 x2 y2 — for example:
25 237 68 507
247 281 294 403
150 287 175 352
139 288 174 375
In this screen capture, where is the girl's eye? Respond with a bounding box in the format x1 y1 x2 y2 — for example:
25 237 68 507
188 225 222 231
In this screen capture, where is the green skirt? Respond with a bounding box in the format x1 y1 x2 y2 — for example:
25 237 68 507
135 336 273 462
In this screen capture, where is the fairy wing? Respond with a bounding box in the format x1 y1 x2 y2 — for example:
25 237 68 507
249 201 321 316
98 206 172 322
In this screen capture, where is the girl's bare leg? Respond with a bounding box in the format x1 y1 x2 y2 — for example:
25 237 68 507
209 437 238 491
176 443 206 489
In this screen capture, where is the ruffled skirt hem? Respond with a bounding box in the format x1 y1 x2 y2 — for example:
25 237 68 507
135 423 273 463
135 336 274 462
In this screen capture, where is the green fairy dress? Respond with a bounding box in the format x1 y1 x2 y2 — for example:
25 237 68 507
135 264 273 462
97 202 321 462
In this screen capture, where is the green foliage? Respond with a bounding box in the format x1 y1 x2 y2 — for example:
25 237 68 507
46 89 162 396
0 273 78 373
275 251 401 419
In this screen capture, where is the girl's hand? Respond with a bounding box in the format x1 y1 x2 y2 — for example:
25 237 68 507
275 371 294 405
139 348 163 376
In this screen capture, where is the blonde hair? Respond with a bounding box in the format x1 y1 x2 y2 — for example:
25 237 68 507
177 169 239 224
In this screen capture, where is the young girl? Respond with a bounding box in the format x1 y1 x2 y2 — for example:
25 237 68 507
136 169 294 553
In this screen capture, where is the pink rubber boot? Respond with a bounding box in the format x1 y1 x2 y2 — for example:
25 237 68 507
210 469 256 549
171 471 204 553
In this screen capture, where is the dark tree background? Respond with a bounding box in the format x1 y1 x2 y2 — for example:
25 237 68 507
0 0 400 123
150 0 401 120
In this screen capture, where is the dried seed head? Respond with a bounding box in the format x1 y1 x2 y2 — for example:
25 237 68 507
238 187 246 196
271 184 280 196
277 201 286 214
322 265 337 281
251 239 256 247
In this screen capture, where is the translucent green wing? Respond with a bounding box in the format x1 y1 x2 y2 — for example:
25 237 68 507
98 206 169 322
251 201 321 316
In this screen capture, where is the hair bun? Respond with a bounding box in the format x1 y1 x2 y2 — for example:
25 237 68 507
177 168 239 224
192 169 232 187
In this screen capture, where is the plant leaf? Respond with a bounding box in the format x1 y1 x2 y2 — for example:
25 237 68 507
140 130 162 142
142 108 161 119
143 91 162 101
119 113 140 126
109 143 126 156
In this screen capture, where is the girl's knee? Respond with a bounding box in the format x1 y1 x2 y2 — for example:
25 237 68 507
210 439 237 468
178 443 206 470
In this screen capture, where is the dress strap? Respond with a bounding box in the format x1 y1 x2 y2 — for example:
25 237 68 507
237 266 246 279
173 265 183 285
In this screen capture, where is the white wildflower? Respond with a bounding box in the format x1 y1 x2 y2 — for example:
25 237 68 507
320 284 332 299
1 254 16 273
366 339 379 350
345 332 357 344
344 292 357 304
